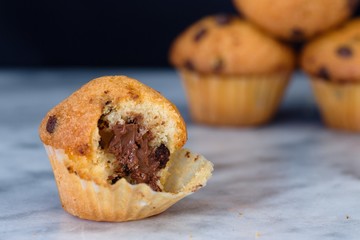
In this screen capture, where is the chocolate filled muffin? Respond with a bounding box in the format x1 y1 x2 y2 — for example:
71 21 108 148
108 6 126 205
39 76 213 221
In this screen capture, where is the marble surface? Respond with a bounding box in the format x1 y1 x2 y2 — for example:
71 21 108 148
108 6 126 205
1 69 360 240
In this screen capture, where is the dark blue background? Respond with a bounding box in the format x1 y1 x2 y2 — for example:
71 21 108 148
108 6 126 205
0 1 358 67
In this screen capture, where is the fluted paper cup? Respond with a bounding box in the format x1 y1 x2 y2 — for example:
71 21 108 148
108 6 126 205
45 145 213 222
179 70 291 126
310 78 360 131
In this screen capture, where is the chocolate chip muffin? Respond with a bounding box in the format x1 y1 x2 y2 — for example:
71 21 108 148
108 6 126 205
170 15 295 126
301 19 360 131
233 0 359 41
39 76 213 221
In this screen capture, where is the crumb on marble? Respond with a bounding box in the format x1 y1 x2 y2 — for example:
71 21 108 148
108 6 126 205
255 232 261 238
346 215 350 219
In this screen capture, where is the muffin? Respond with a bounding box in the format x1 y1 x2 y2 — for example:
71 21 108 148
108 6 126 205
233 0 359 41
39 76 213 221
169 15 295 126
301 19 360 131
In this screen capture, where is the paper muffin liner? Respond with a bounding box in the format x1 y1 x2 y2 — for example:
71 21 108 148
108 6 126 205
45 145 213 222
310 78 360 131
179 70 291 126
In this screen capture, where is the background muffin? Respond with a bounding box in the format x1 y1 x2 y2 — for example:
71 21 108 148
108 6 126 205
233 0 359 41
301 19 360 131
169 15 295 126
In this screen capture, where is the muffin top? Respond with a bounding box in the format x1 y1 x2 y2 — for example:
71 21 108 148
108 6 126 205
233 0 359 41
39 76 187 157
169 15 295 75
301 19 360 82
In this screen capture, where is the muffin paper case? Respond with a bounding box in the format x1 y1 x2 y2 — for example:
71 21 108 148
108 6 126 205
180 70 291 126
311 78 360 131
45 145 213 222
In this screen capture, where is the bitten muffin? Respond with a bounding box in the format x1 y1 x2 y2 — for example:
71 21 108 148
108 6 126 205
39 76 213 221
169 15 295 126
233 0 359 41
301 19 360 131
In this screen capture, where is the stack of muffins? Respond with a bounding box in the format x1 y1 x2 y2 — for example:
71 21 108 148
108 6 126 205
169 0 360 131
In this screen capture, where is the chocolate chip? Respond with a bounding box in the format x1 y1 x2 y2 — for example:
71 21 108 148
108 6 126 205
105 100 112 105
213 58 223 73
336 45 353 58
104 90 109 94
317 67 331 80
78 144 88 155
291 28 305 41
194 27 207 42
215 14 233 25
184 60 195 71
46 115 57 134
155 144 170 168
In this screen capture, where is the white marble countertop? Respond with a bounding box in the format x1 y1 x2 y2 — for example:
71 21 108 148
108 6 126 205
1 69 360 240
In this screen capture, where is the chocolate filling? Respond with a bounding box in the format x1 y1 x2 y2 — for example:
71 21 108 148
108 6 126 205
99 117 170 191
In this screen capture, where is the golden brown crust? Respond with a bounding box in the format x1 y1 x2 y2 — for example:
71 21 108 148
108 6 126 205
39 76 187 157
233 0 358 41
169 15 295 75
301 19 360 82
